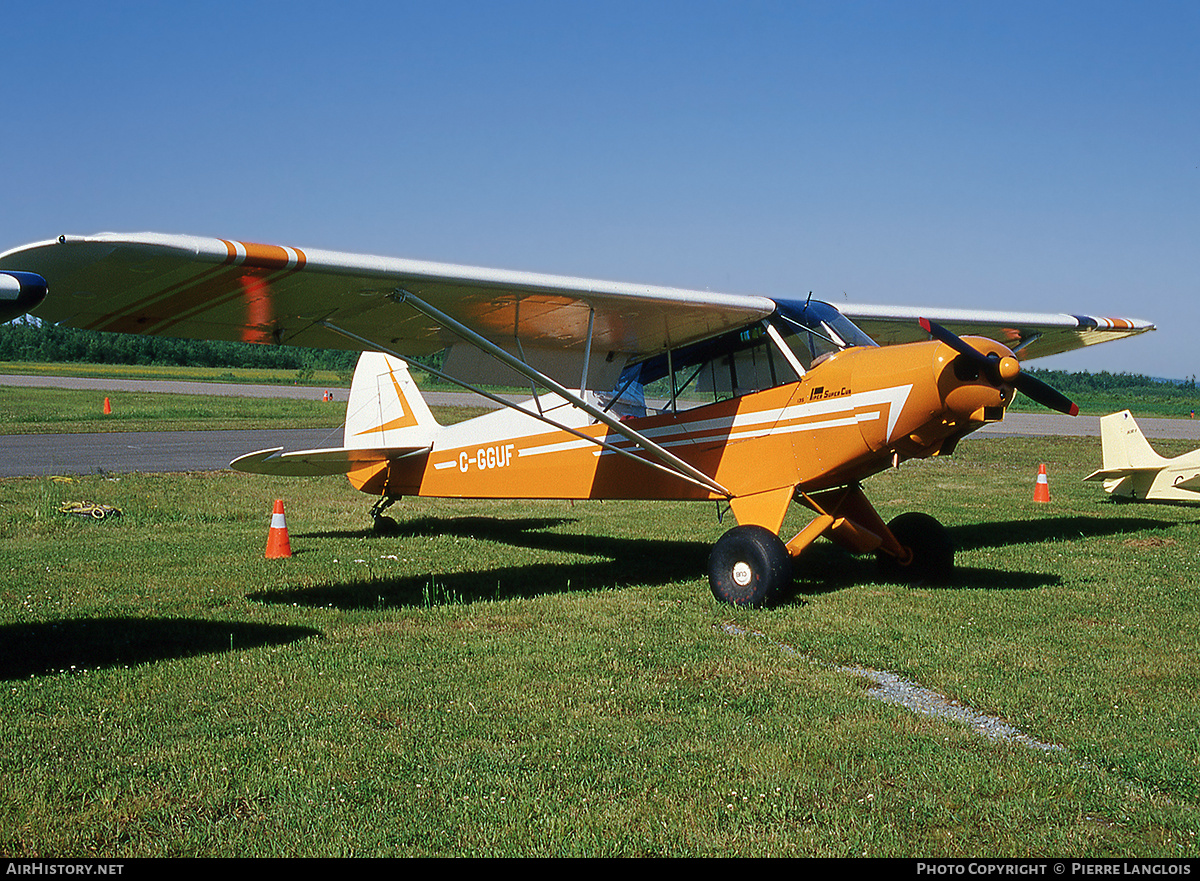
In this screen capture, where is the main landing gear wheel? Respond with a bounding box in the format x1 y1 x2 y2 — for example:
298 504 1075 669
876 512 954 585
708 525 793 608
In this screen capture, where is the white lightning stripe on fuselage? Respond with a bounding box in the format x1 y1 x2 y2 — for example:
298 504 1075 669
519 437 593 458
600 384 913 453
596 410 881 457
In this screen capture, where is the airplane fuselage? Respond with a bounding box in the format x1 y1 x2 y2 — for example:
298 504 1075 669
345 338 1014 534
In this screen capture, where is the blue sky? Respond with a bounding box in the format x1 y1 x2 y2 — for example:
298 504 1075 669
3 1 1196 378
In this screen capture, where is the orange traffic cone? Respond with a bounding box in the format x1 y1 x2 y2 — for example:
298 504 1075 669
103 397 111 414
1033 463 1051 503
265 499 292 558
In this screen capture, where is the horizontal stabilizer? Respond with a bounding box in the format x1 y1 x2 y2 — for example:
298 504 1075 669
1083 466 1162 482
230 445 430 477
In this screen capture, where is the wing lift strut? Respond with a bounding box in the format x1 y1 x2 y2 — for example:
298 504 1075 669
319 290 732 499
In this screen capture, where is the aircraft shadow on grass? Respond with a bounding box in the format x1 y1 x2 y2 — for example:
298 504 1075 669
256 516 712 609
0 618 320 681
797 514 1185 595
947 514 1182 552
256 511 1184 609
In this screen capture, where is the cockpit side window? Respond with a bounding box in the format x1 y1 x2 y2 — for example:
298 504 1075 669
611 300 878 414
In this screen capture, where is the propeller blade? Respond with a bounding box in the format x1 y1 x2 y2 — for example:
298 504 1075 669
1014 372 1079 416
919 317 1078 416
919 317 988 366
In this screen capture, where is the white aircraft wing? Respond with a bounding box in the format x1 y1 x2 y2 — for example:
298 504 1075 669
842 303 1153 361
0 232 774 391
0 232 1153 389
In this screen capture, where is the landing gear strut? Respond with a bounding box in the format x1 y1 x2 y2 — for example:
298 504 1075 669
708 524 793 608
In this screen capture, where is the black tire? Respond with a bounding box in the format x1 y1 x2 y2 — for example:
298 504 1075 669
708 525 793 608
877 511 954 584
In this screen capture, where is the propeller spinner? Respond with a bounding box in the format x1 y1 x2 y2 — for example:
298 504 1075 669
919 317 1078 416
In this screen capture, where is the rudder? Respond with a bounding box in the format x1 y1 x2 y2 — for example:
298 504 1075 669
344 352 440 451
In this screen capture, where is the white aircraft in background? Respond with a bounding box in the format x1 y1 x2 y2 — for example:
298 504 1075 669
1085 410 1200 502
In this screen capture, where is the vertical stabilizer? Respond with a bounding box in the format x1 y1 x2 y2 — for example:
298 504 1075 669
344 352 440 451
1100 410 1167 472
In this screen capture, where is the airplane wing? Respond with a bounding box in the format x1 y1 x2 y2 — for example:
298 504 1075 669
841 303 1153 361
0 233 774 391
0 233 1154 390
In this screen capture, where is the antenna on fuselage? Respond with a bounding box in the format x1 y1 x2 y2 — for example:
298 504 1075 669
799 291 814 318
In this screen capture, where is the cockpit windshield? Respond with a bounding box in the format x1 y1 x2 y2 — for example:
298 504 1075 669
772 298 879 361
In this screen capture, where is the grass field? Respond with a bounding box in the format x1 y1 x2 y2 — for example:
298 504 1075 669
0 385 349 434
2 424 1199 856
0 384 494 435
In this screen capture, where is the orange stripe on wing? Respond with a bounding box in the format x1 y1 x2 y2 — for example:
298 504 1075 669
221 240 307 270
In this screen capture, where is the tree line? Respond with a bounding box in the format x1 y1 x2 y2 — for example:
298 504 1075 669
1025 368 1196 395
0 321 358 373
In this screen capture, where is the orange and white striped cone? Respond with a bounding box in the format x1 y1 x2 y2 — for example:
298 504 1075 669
1033 463 1051 503
265 499 292 558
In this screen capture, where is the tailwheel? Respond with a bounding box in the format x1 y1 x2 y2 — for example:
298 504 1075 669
708 525 793 608
876 512 954 585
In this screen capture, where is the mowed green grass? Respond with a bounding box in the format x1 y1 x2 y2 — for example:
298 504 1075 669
0 385 492 434
0 385 348 433
2 427 1200 857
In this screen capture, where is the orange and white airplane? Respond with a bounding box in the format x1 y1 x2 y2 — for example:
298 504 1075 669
0 232 1154 605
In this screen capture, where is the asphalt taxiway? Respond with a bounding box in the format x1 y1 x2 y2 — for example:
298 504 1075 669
2 374 1197 477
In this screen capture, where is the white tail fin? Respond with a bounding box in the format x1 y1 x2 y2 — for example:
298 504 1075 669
1099 410 1167 472
231 352 439 477
344 351 440 450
